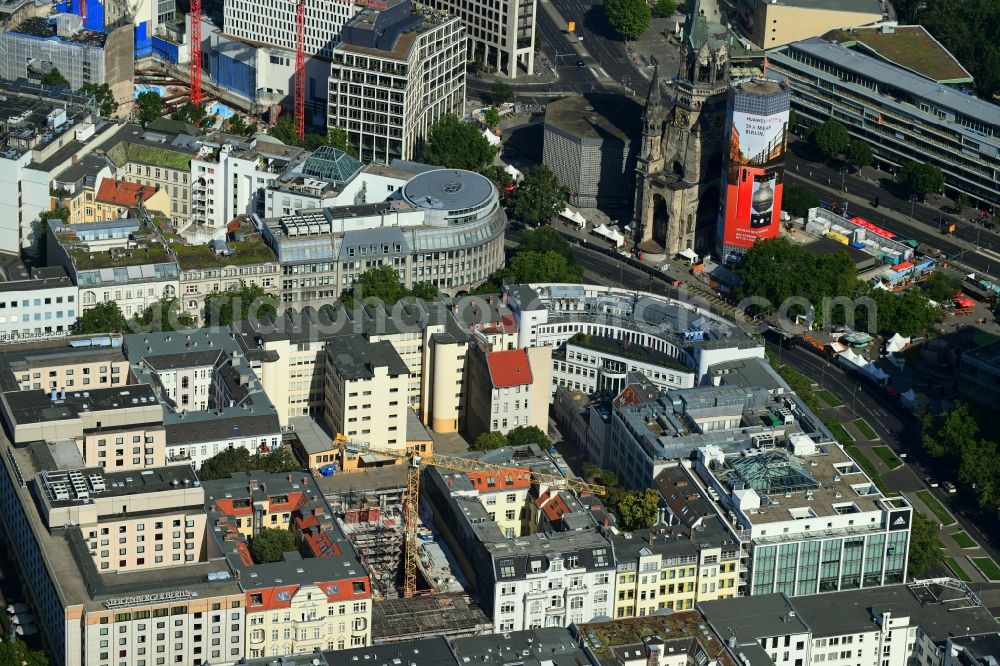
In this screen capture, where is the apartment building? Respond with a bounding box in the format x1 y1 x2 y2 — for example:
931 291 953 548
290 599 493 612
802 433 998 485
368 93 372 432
175 220 281 325
260 165 506 304
423 444 617 632
421 0 536 77
0 341 129 393
47 218 181 319
463 344 551 441
0 80 120 253
187 135 304 243
101 125 198 226
0 433 246 666
609 466 741 619
329 1 466 163
124 329 282 467
0 264 79 342
323 335 410 449
50 153 113 224
506 283 763 391
957 339 1000 407
701 581 1000 666
202 471 374 657
93 178 170 221
767 37 1000 209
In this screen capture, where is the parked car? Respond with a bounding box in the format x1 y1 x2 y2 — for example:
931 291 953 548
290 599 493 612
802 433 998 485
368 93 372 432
943 481 957 494
925 477 939 488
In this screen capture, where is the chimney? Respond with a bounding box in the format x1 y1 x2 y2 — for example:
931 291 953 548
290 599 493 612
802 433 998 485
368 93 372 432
647 531 654 545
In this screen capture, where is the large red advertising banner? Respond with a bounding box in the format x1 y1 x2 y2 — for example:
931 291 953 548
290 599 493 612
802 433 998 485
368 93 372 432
721 109 788 248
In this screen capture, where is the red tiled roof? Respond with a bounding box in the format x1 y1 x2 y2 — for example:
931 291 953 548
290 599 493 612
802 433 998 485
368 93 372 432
467 468 532 492
486 348 532 388
95 178 158 206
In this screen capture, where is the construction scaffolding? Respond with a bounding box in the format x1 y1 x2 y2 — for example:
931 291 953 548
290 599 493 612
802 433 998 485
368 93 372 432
329 487 406 599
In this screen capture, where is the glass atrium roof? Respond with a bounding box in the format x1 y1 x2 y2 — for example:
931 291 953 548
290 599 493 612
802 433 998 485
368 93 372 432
301 146 362 184
730 450 821 495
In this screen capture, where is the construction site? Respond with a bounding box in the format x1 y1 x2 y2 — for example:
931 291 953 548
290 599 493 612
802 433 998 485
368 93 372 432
324 484 490 641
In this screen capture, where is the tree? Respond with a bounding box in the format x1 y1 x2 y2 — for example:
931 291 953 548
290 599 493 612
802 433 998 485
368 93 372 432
471 54 485 75
953 192 971 212
203 282 277 326
519 226 577 263
505 425 550 447
922 401 978 460
135 91 164 126
133 297 195 332
471 431 508 451
919 271 962 302
604 0 651 39
171 101 208 126
897 161 944 198
223 113 256 136
908 512 943 576
41 67 69 88
352 265 407 305
423 114 496 171
480 164 515 190
500 250 584 283
844 139 873 170
781 183 819 218
652 0 675 16
811 119 850 159
483 105 501 129
868 287 938 336
0 638 48 666
734 237 859 317
326 125 358 158
198 446 299 480
410 281 440 301
249 527 297 564
492 81 512 106
789 108 798 129
77 302 128 334
958 438 1000 508
508 165 567 227
608 488 659 531
921 0 1000 100
80 82 119 117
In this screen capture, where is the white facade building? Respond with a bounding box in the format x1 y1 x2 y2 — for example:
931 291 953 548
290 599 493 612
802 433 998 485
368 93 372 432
422 0 536 77
0 266 78 342
329 4 466 163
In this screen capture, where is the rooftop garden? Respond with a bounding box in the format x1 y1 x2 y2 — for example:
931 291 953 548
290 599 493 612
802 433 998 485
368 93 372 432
569 332 691 373
171 237 276 270
580 613 736 663
71 242 172 270
107 141 192 171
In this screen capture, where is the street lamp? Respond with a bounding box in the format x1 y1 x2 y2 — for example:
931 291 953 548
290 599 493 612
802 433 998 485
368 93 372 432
840 167 848 193
909 194 917 221
852 384 861 415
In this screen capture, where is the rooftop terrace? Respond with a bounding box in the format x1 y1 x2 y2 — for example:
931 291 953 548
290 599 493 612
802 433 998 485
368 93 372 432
578 612 738 664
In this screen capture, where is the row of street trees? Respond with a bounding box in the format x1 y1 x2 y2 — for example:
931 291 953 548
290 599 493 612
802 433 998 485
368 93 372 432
734 237 939 336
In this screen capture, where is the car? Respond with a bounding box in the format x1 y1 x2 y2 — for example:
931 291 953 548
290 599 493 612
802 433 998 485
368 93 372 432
943 481 957 494
576 59 586 68
925 477 939 488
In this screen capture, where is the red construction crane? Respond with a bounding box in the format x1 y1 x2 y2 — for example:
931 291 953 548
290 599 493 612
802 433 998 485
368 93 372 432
294 0 305 141
190 0 203 106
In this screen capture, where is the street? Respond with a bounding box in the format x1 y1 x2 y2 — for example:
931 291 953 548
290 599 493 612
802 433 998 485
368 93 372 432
785 150 1000 277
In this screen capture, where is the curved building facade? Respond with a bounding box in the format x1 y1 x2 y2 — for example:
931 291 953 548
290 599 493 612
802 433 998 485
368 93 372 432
261 166 506 307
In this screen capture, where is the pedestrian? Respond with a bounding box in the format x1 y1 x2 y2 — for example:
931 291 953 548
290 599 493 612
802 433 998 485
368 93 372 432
809 170 812 177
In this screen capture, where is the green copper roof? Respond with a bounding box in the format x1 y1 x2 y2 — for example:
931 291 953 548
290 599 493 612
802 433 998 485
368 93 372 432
301 146 363 184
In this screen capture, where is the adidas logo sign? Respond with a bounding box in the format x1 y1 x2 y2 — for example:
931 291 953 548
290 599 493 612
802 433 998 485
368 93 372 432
892 516 906 526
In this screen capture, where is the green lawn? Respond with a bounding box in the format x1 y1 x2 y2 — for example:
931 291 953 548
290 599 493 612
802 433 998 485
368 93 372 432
971 557 1000 581
943 556 973 582
917 489 955 526
934 536 946 550
950 531 977 549
853 418 878 440
816 389 843 407
872 446 903 469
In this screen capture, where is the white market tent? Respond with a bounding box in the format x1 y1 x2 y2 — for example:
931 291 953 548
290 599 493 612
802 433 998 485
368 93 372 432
678 248 698 262
886 333 910 353
483 129 501 146
504 163 523 181
593 223 625 248
560 208 586 228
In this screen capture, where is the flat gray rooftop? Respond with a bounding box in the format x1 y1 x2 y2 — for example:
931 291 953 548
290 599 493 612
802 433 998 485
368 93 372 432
402 168 494 211
544 93 643 143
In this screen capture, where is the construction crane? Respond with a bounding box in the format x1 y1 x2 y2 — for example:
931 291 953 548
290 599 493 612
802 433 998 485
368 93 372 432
293 0 305 141
189 0 202 106
333 436 605 599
